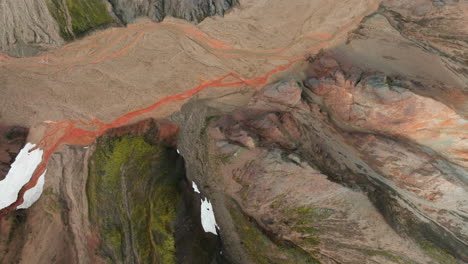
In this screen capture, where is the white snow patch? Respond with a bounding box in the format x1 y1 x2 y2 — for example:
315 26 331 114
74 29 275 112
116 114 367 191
17 170 46 209
201 198 219 235
192 181 200 193
0 143 43 209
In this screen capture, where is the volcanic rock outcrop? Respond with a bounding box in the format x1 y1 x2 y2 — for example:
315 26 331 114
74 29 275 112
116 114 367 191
109 0 237 24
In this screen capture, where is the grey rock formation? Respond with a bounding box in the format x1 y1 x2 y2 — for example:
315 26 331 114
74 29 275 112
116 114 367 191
109 0 237 24
0 0 64 57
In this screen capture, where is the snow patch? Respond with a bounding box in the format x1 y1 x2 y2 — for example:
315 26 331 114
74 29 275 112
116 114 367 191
0 143 43 209
201 198 219 235
18 170 46 209
192 181 200 193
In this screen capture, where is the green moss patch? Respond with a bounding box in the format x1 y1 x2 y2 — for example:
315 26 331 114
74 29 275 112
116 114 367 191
87 135 180 263
47 0 73 39
47 0 112 39
66 0 113 36
270 197 332 248
418 238 458 264
228 203 319 264
361 249 415 264
3 129 27 141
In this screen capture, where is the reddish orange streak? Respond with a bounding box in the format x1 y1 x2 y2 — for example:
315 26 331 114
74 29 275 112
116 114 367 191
0 56 302 216
0 0 379 216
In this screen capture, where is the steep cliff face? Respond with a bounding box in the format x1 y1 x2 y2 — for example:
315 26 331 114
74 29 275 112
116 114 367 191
0 0 237 57
108 0 237 25
0 120 224 263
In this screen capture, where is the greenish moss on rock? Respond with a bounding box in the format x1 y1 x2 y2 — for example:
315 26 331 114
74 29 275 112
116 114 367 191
270 197 332 248
228 202 320 264
87 135 180 263
418 238 459 264
47 0 113 40
360 248 415 264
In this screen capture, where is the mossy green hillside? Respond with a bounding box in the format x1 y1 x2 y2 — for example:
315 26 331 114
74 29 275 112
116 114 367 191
67 0 113 36
270 196 332 247
418 238 458 264
87 135 180 263
47 0 113 39
47 0 73 39
228 203 320 264
361 249 414 264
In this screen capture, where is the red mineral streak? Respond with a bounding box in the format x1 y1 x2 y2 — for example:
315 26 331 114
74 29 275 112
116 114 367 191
0 12 364 69
0 53 11 61
0 56 302 216
0 2 379 215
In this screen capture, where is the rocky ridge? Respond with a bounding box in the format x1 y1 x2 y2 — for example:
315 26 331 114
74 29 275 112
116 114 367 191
175 59 468 263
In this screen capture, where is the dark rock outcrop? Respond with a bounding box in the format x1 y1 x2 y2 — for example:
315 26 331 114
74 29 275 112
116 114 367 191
109 0 237 25
0 125 28 180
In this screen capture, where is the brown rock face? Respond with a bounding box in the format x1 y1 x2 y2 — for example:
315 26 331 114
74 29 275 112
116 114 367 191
221 111 300 150
0 144 92 264
304 56 468 171
255 78 304 107
380 0 468 65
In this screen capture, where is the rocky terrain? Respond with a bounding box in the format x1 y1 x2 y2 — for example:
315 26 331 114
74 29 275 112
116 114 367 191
0 0 467 263
174 58 467 262
0 0 237 57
